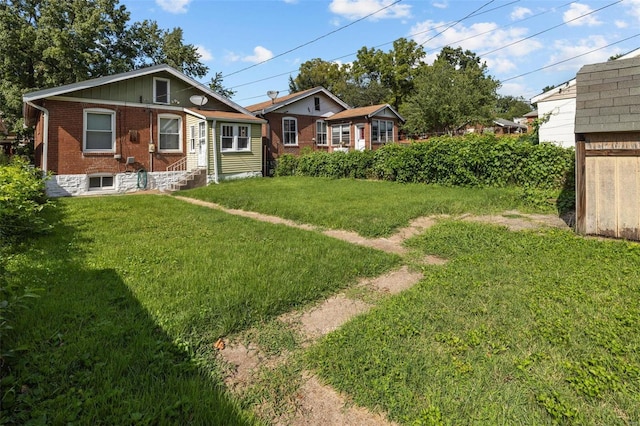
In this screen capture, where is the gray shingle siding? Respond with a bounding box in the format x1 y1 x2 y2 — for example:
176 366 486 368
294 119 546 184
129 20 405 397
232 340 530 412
575 57 640 133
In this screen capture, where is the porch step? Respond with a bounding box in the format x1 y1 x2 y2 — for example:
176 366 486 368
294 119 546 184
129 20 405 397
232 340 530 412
168 168 207 192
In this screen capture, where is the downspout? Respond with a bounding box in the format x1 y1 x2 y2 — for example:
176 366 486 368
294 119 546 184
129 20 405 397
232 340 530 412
26 101 49 173
149 110 154 172
211 120 219 184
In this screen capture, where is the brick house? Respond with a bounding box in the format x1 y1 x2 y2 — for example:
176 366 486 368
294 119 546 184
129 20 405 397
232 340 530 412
23 64 264 196
245 88 404 175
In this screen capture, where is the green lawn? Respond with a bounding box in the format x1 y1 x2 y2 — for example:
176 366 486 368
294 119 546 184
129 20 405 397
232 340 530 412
181 177 549 237
309 221 640 425
2 194 398 424
4 178 638 425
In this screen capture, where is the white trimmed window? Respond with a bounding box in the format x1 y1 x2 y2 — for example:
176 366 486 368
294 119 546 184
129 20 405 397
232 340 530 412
331 123 350 146
154 77 170 104
189 125 196 153
88 174 115 191
158 114 182 152
83 109 115 152
221 124 251 152
283 117 297 146
372 119 394 143
316 120 327 145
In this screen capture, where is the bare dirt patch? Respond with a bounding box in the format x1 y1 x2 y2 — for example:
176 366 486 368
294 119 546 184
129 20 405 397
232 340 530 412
171 196 571 425
286 373 398 426
461 210 571 231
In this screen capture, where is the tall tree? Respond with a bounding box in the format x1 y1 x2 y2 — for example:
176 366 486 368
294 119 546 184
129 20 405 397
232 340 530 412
350 38 426 109
401 47 499 136
495 95 533 120
288 58 346 94
209 72 235 99
0 0 208 129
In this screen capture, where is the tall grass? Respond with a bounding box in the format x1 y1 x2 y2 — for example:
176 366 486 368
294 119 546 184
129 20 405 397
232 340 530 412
183 177 549 238
2 195 398 424
309 222 640 424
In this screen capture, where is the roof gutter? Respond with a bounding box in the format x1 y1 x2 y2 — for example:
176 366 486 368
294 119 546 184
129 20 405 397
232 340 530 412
25 101 49 173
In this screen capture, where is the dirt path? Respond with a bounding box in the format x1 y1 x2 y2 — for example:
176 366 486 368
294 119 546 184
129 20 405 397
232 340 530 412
171 195 570 425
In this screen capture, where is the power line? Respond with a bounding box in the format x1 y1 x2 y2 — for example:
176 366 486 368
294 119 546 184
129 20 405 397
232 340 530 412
480 0 624 56
419 0 496 47
222 0 405 79
502 32 640 83
232 0 521 95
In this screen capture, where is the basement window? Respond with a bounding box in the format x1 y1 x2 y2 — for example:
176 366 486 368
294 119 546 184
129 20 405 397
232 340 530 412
88 174 115 191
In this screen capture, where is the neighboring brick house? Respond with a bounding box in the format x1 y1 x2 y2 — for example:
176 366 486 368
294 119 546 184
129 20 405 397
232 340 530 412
574 55 640 241
245 88 404 175
23 64 264 196
324 104 405 150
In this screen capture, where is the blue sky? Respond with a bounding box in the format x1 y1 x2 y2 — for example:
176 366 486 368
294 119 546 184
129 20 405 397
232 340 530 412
120 0 640 107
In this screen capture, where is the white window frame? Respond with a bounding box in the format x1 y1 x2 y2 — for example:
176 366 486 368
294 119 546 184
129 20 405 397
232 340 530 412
153 77 170 104
189 125 196 153
158 114 183 153
220 123 251 152
372 119 394 143
87 174 115 191
282 117 298 146
316 120 328 146
331 123 350 146
198 121 206 147
83 108 115 153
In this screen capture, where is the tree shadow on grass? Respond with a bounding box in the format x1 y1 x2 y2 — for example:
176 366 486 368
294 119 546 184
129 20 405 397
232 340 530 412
1 206 256 425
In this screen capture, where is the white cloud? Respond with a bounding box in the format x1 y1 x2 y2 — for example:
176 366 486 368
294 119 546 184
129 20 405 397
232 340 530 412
195 45 213 61
615 20 628 28
499 81 536 99
510 6 532 20
545 36 618 71
155 0 191 14
411 20 542 63
329 0 411 20
432 1 448 9
563 3 602 27
243 46 274 63
625 0 640 20
485 57 518 74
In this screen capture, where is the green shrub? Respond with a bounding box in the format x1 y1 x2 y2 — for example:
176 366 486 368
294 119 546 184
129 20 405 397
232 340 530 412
274 154 298 176
0 157 50 239
272 135 575 211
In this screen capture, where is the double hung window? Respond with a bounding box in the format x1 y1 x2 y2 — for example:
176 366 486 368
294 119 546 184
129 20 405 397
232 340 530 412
84 109 115 152
158 114 182 152
221 124 251 152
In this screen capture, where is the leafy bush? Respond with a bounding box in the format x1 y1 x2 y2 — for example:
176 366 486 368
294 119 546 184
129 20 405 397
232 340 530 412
0 157 50 239
274 154 298 177
1 157 50 378
275 135 575 204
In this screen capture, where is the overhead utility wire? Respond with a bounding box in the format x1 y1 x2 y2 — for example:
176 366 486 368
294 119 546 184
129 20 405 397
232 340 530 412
222 0 404 79
419 0 496 47
232 0 518 94
480 0 624 56
236 0 627 102
422 1 575 55
502 32 640 83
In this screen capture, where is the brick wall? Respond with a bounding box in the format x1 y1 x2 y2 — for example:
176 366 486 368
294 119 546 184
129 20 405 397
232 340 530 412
41 99 185 175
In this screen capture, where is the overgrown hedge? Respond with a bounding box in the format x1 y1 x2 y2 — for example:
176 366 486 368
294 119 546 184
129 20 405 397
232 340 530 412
1 156 51 369
276 134 574 190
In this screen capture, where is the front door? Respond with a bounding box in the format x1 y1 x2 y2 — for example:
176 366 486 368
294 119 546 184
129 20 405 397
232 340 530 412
197 121 207 168
355 124 366 151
